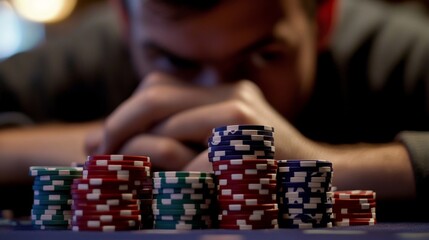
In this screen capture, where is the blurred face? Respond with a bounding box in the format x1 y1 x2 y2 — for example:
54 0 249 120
127 0 317 119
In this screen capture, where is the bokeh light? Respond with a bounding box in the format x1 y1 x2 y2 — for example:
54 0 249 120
11 0 77 23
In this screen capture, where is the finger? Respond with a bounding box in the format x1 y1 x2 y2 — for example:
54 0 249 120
98 78 236 154
84 127 104 155
119 134 198 171
183 149 212 172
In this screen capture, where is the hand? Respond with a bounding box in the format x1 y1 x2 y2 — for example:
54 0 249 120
86 72 316 170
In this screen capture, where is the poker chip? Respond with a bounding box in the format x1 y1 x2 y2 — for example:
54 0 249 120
70 155 152 231
332 190 376 226
276 160 334 229
208 135 274 144
212 129 274 137
152 171 215 229
29 166 82 230
213 125 275 132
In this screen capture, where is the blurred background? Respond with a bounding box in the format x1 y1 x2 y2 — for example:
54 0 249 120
0 0 428 60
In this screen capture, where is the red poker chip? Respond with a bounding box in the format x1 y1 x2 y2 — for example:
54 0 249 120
71 225 139 231
333 212 376 219
71 188 139 195
212 159 277 165
219 212 279 221
72 198 139 205
333 198 376 204
334 217 376 222
71 219 140 228
72 184 142 193
218 203 277 211
72 203 140 211
333 190 376 199
218 223 277 230
87 155 150 161
72 214 141 222
334 219 376 226
85 160 151 167
332 207 376 214
218 183 277 191
218 193 276 201
218 199 276 205
82 169 150 176
218 215 278 225
72 193 137 200
333 202 376 209
72 209 141 216
213 163 277 169
84 165 151 171
215 173 277 181
213 169 277 176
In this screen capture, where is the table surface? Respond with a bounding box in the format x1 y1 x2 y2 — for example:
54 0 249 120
1 222 429 240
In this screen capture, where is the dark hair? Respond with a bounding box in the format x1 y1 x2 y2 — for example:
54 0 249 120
125 0 317 20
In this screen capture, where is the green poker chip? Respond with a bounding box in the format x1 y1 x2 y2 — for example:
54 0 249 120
153 214 212 222
31 214 71 221
29 166 83 176
32 219 70 226
35 175 82 181
153 182 215 189
153 188 215 195
32 185 72 191
154 221 210 230
153 177 214 185
31 209 72 216
33 199 72 206
32 204 71 211
32 225 69 230
33 179 74 186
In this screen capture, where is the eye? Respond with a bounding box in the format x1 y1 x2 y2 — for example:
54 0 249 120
250 42 289 67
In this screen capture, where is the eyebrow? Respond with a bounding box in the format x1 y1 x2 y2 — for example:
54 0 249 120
141 35 278 63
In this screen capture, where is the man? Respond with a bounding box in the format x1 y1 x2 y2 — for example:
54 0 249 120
1 0 428 220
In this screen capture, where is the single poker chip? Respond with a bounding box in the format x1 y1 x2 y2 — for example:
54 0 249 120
279 186 331 194
32 220 69 226
153 182 215 189
333 190 376 199
282 207 333 215
280 176 331 184
72 206 140 213
31 209 72 216
72 199 139 207
281 202 333 210
218 203 278 211
154 214 211 221
33 199 72 206
31 214 71 221
32 225 70 230
283 191 334 199
209 145 275 153
73 178 143 186
154 171 213 178
214 169 277 177
82 169 150 176
218 223 277 230
280 196 331 204
217 173 277 182
213 125 274 132
152 203 211 210
332 207 376 214
218 179 277 186
208 150 274 158
81 175 147 181
153 198 212 206
210 155 274 162
84 165 151 171
277 171 333 179
277 160 332 167
154 219 212 226
32 185 72 191
71 220 140 228
209 140 274 147
278 166 333 173
332 198 376 204
72 184 141 192
71 225 138 231
218 193 276 201
35 175 82 181
333 212 376 219
152 177 214 184
153 208 210 216
33 194 71 201
332 202 376 209
153 188 215 195
218 183 277 191
219 188 276 196
154 222 209 230
71 193 136 200
72 215 141 222
209 135 274 143
218 212 279 222
153 193 214 200
87 155 150 161
29 166 83 176
33 179 74 186
220 208 279 216
278 220 333 229
218 216 278 226
218 199 275 206
32 204 71 211
333 219 376 226
213 165 278 173
84 160 151 167
72 209 141 216
278 181 332 189
212 129 274 137
70 188 139 195
212 159 277 166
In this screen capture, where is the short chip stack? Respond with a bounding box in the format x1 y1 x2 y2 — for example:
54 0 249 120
277 160 333 229
70 155 152 231
209 125 279 230
152 171 216 230
29 166 83 230
332 190 376 226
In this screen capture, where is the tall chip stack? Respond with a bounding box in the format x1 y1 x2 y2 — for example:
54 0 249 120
277 160 334 228
29 166 83 230
152 171 216 229
70 155 152 231
208 125 279 230
332 190 376 226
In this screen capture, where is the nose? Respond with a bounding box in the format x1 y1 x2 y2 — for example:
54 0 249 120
193 64 240 87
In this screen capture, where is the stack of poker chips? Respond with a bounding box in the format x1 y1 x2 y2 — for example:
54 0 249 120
332 190 376 226
152 171 216 229
29 166 83 230
277 160 334 229
70 155 152 231
209 125 279 230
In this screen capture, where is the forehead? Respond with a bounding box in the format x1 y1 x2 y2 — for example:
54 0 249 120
130 0 287 61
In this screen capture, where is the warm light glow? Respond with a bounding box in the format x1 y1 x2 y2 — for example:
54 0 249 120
11 0 77 23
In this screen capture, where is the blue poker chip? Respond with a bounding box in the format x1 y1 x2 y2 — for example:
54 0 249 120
277 166 333 173
277 171 333 179
282 191 334 199
208 140 274 147
213 125 274 133
280 202 333 210
208 135 274 143
277 160 332 168
209 145 275 152
208 150 275 158
212 129 274 137
278 182 332 189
